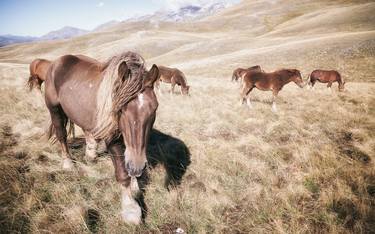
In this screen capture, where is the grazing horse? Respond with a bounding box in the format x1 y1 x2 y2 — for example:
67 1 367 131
27 58 51 91
240 69 304 112
232 65 263 82
155 65 190 95
44 51 159 224
308 70 345 91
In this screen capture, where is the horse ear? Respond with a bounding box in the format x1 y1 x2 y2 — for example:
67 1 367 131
144 64 159 88
118 61 130 82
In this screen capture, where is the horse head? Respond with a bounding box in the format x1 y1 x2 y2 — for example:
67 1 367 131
116 62 159 177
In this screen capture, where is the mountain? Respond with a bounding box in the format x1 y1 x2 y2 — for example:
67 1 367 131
0 2 233 47
39 26 89 41
128 1 233 22
0 35 37 47
93 20 120 32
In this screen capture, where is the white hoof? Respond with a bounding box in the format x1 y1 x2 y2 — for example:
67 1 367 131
85 150 97 162
121 193 142 225
62 158 74 170
246 99 253 109
272 103 278 113
130 177 140 197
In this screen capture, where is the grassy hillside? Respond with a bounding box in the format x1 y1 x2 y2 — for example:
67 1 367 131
0 0 374 233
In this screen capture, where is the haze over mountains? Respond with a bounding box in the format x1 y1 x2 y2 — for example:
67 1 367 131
0 1 235 47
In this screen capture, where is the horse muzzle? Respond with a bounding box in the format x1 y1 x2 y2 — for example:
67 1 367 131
125 159 147 177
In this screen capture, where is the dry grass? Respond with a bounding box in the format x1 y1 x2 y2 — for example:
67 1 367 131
0 0 374 233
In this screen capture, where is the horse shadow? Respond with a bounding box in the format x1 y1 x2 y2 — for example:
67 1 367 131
67 129 191 189
68 129 191 223
146 129 191 189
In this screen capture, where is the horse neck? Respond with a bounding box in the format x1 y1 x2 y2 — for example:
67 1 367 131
279 72 294 84
178 73 187 87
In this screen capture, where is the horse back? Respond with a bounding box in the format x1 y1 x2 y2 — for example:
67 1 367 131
311 69 341 82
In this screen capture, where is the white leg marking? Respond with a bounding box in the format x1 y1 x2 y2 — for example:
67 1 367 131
62 158 74 170
121 185 142 224
272 102 278 112
85 133 98 162
246 97 253 109
130 176 140 197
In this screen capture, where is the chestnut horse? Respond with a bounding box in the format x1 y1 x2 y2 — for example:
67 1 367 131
232 65 263 82
308 69 345 91
155 65 190 95
44 51 159 224
27 58 51 91
240 69 304 112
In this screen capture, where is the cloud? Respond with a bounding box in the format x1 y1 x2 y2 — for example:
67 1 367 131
153 0 239 10
96 2 104 7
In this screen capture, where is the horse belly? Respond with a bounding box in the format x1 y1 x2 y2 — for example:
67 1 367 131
58 84 97 131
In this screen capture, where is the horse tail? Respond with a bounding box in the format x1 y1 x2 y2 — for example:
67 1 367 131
232 71 238 82
67 119 76 139
46 118 76 143
27 74 43 91
307 73 312 86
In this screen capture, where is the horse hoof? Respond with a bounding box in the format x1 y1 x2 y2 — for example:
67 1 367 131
85 151 97 163
272 104 278 113
62 158 74 170
121 197 142 225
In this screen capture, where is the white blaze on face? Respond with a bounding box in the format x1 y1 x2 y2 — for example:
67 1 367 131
138 93 144 108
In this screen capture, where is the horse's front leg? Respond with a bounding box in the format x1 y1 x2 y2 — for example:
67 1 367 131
272 90 279 112
84 132 98 163
327 82 333 93
108 142 143 224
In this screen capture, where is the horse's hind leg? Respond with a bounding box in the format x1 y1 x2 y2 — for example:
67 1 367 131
108 141 143 224
48 106 74 169
84 132 98 163
240 84 252 108
245 87 254 109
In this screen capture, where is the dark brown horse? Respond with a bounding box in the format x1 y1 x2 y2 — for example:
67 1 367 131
44 51 159 224
308 70 345 91
27 58 51 91
240 69 304 112
155 65 190 95
232 65 263 82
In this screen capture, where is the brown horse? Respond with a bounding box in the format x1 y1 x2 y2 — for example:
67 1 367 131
232 65 263 82
155 65 190 95
308 70 345 91
27 58 51 91
44 51 159 224
240 69 304 112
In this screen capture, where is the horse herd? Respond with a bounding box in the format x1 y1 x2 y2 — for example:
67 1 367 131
26 51 345 225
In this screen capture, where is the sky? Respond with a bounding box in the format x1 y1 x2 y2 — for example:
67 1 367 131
0 0 238 37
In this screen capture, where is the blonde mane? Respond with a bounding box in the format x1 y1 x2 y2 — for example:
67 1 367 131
92 51 146 141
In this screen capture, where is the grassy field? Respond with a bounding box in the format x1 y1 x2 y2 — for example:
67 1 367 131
0 0 374 233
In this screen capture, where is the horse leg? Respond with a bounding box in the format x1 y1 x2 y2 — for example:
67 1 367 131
84 131 98 163
171 78 176 95
310 80 316 90
327 82 333 93
155 80 163 96
49 106 74 170
239 84 249 106
108 141 143 224
245 87 254 109
272 90 278 112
